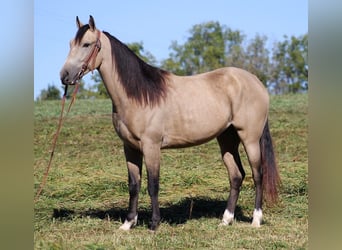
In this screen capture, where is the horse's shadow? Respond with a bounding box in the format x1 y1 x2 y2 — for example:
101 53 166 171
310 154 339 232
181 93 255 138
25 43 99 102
53 197 251 226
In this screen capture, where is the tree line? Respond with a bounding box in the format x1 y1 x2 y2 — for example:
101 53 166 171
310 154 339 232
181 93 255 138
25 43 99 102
37 21 307 100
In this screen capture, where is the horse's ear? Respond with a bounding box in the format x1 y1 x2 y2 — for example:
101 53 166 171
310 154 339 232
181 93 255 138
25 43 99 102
76 16 83 29
89 15 96 31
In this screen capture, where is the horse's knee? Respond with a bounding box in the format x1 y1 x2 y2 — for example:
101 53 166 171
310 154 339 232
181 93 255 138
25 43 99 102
129 182 139 196
231 176 243 189
128 169 141 196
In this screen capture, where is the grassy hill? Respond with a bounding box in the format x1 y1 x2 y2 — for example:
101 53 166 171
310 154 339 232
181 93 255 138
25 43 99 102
34 94 308 249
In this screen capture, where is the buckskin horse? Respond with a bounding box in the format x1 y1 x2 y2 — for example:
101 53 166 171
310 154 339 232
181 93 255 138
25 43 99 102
60 15 280 231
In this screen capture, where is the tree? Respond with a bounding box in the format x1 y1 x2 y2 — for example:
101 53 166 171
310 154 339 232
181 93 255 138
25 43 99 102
37 84 61 100
270 34 308 94
244 34 270 86
162 22 246 75
224 28 246 68
162 21 227 75
162 40 188 75
187 21 226 73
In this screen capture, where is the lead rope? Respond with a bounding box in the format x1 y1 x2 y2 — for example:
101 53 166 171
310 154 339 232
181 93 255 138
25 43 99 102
34 83 80 202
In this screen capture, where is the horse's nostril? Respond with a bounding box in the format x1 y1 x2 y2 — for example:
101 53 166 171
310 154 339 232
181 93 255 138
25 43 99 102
60 70 70 85
65 71 69 77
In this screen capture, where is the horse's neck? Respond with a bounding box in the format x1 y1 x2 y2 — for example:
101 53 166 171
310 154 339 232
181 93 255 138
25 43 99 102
98 63 129 114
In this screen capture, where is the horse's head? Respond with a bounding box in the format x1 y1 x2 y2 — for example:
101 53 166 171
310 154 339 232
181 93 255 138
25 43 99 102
60 15 102 85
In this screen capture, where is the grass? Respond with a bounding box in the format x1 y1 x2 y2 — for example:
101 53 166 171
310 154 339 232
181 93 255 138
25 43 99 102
34 94 308 249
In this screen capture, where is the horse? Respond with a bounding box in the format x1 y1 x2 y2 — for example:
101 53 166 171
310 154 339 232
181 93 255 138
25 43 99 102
60 15 280 231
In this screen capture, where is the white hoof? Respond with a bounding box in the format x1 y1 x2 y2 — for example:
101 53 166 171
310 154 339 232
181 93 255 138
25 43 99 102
119 215 138 231
220 209 234 226
251 209 262 227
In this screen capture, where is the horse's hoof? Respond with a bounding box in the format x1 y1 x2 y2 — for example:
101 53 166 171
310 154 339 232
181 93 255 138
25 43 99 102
220 209 234 226
148 225 158 231
251 209 262 227
251 221 261 227
148 221 160 231
119 215 138 231
119 223 131 231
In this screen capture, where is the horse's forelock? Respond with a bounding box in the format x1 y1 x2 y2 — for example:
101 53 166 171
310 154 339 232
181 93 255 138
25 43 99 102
75 24 90 44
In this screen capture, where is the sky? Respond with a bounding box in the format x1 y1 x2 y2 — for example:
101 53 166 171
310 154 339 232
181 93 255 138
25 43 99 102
34 0 308 99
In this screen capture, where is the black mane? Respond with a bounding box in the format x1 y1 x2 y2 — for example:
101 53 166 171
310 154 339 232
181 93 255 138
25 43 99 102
103 31 169 106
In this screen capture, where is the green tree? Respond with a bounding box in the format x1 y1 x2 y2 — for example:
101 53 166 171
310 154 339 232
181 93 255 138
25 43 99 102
224 28 246 68
187 21 226 73
162 22 246 75
37 84 61 100
271 34 308 93
162 21 227 74
245 34 270 86
162 40 188 75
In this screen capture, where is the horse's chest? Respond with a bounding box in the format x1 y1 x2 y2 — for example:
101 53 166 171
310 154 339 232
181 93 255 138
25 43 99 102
112 113 140 148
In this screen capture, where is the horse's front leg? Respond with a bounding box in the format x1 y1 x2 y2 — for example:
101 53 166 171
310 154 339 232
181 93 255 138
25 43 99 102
142 141 161 231
119 144 143 231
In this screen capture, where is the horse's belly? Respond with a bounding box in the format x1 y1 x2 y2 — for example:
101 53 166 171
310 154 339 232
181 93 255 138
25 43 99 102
162 112 231 148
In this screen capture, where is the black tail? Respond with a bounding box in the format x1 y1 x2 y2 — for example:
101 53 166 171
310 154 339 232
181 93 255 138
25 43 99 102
260 120 280 204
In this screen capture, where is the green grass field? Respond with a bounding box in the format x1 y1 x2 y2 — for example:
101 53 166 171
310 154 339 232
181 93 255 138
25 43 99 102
34 94 308 249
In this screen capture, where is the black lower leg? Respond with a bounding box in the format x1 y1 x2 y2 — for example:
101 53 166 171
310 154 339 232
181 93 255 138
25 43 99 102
127 176 140 221
124 145 142 223
227 187 240 213
254 174 263 210
227 173 244 214
148 175 160 230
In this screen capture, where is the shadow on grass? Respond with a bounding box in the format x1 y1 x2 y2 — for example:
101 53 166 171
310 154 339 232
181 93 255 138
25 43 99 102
52 197 251 226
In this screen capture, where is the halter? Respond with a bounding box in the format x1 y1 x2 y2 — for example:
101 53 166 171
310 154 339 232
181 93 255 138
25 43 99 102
72 30 102 84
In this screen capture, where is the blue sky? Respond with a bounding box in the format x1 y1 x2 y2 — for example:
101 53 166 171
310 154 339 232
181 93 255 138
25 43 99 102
34 0 307 99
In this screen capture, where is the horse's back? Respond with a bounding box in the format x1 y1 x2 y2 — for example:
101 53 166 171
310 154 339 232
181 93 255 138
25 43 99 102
169 67 269 118
206 67 268 99
171 67 267 96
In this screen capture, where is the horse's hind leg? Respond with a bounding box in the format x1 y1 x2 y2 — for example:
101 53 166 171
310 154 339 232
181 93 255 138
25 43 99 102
239 137 263 227
119 144 143 230
217 126 245 226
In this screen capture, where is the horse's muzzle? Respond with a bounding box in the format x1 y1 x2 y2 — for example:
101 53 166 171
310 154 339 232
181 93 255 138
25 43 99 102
60 69 79 85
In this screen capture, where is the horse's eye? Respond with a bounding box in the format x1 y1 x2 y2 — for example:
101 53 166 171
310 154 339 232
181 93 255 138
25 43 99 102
83 43 91 48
